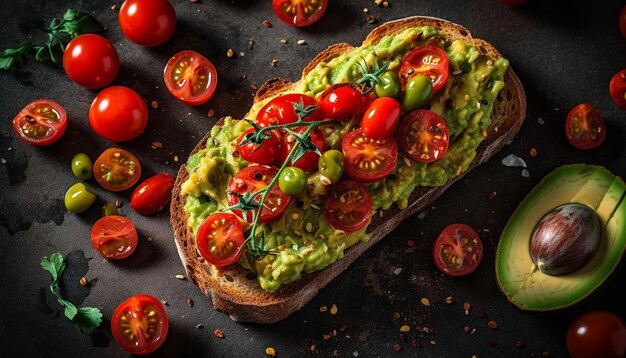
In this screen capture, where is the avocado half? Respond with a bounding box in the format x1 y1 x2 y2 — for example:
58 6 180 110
496 164 626 311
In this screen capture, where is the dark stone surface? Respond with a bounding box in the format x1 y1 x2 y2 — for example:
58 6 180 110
1 0 625 357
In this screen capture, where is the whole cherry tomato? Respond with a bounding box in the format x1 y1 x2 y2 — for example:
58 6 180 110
272 0 328 27
63 34 119 89
111 294 168 354
320 83 367 121
621 6 626 40
236 128 281 165
130 173 175 215
89 86 148 142
361 97 401 139
566 311 626 358
119 0 176 47
279 127 326 172
256 93 322 126
12 99 67 146
609 69 626 109
163 50 218 106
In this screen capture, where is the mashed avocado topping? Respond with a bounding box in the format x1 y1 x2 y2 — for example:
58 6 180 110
181 26 509 292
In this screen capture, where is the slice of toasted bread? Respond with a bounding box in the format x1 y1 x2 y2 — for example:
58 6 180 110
170 16 526 323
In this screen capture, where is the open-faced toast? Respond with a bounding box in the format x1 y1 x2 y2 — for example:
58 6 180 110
170 16 526 323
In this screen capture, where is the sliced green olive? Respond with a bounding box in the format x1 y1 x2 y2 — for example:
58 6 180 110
65 183 96 213
375 71 401 99
318 149 344 184
279 167 307 195
102 202 119 217
402 74 432 111
71 153 93 180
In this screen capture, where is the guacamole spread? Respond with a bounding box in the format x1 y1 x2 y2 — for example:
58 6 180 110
181 26 509 292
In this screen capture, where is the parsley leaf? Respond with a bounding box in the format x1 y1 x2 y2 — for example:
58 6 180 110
40 252 102 334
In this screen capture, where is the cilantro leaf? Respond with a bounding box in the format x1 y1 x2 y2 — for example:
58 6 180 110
40 252 65 283
74 307 103 334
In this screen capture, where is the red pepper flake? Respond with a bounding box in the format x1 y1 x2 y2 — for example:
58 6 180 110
463 302 471 315
262 20 272 28
309 344 316 352
411 339 421 348
478 311 487 319
392 311 401 319
407 240 415 248
367 16 377 24
464 326 470 334
487 320 498 329
323 334 331 341
444 296 455 304
151 141 163 149
271 59 279 67
542 352 551 358
339 324 348 332
320 305 328 312
79 277 88 286
530 147 538 157
399 333 407 342
187 298 194 307
207 109 215 117
487 339 497 347
214 328 225 338
430 327 439 335
415 325 423 333
392 343 402 352
515 340 525 349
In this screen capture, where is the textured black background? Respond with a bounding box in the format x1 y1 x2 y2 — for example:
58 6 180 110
1 0 626 357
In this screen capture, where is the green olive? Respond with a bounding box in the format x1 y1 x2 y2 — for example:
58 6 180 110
375 71 401 99
65 183 96 213
402 74 432 111
102 202 119 217
71 153 93 180
318 149 344 184
279 167 307 195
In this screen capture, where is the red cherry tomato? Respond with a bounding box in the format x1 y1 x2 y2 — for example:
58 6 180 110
94 148 142 192
609 69 626 109
398 109 449 163
342 129 397 183
111 294 168 355
399 45 449 92
91 215 138 259
227 165 291 222
361 97 402 139
12 99 67 146
236 128 281 165
621 6 626 39
279 127 326 172
163 50 218 106
432 223 483 276
196 213 245 267
63 34 119 89
319 83 368 121
89 86 148 142
130 173 175 215
118 0 176 47
565 104 606 150
256 94 322 127
499 0 528 4
566 311 626 358
272 0 327 27
324 180 372 232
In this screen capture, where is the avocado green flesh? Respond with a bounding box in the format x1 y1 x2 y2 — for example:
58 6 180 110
496 164 626 310
182 26 509 293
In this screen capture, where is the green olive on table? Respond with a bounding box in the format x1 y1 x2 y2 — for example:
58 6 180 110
318 149 344 184
402 74 432 111
374 71 401 99
102 202 119 217
65 183 96 213
279 166 307 195
71 153 93 180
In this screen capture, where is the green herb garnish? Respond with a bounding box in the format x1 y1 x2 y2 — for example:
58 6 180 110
40 252 102 334
0 9 103 70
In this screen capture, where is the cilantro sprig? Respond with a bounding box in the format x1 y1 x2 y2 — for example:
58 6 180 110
40 253 102 334
1 9 103 70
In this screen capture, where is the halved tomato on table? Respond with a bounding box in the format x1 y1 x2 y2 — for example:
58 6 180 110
12 99 67 146
164 50 218 106
398 109 449 163
609 69 626 109
256 93 321 126
279 126 326 172
565 103 606 150
399 45 449 92
324 180 372 233
197 212 245 267
433 223 483 276
91 215 138 259
94 148 142 192
111 294 168 355
227 165 291 222
272 0 328 27
342 129 398 183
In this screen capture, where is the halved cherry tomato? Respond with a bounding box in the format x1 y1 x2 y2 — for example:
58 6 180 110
398 110 449 163
91 215 138 259
567 311 626 358
399 45 449 92
94 148 142 192
256 93 322 126
324 180 372 232
279 127 326 172
63 34 119 89
432 223 483 276
361 97 401 139
12 99 67 146
621 6 626 39
565 104 606 150
237 128 281 165
163 50 218 106
320 83 368 121
111 294 168 355
227 165 291 222
130 173 175 215
119 0 176 47
197 212 245 266
342 129 397 183
272 0 327 27
89 86 148 142
609 69 626 109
